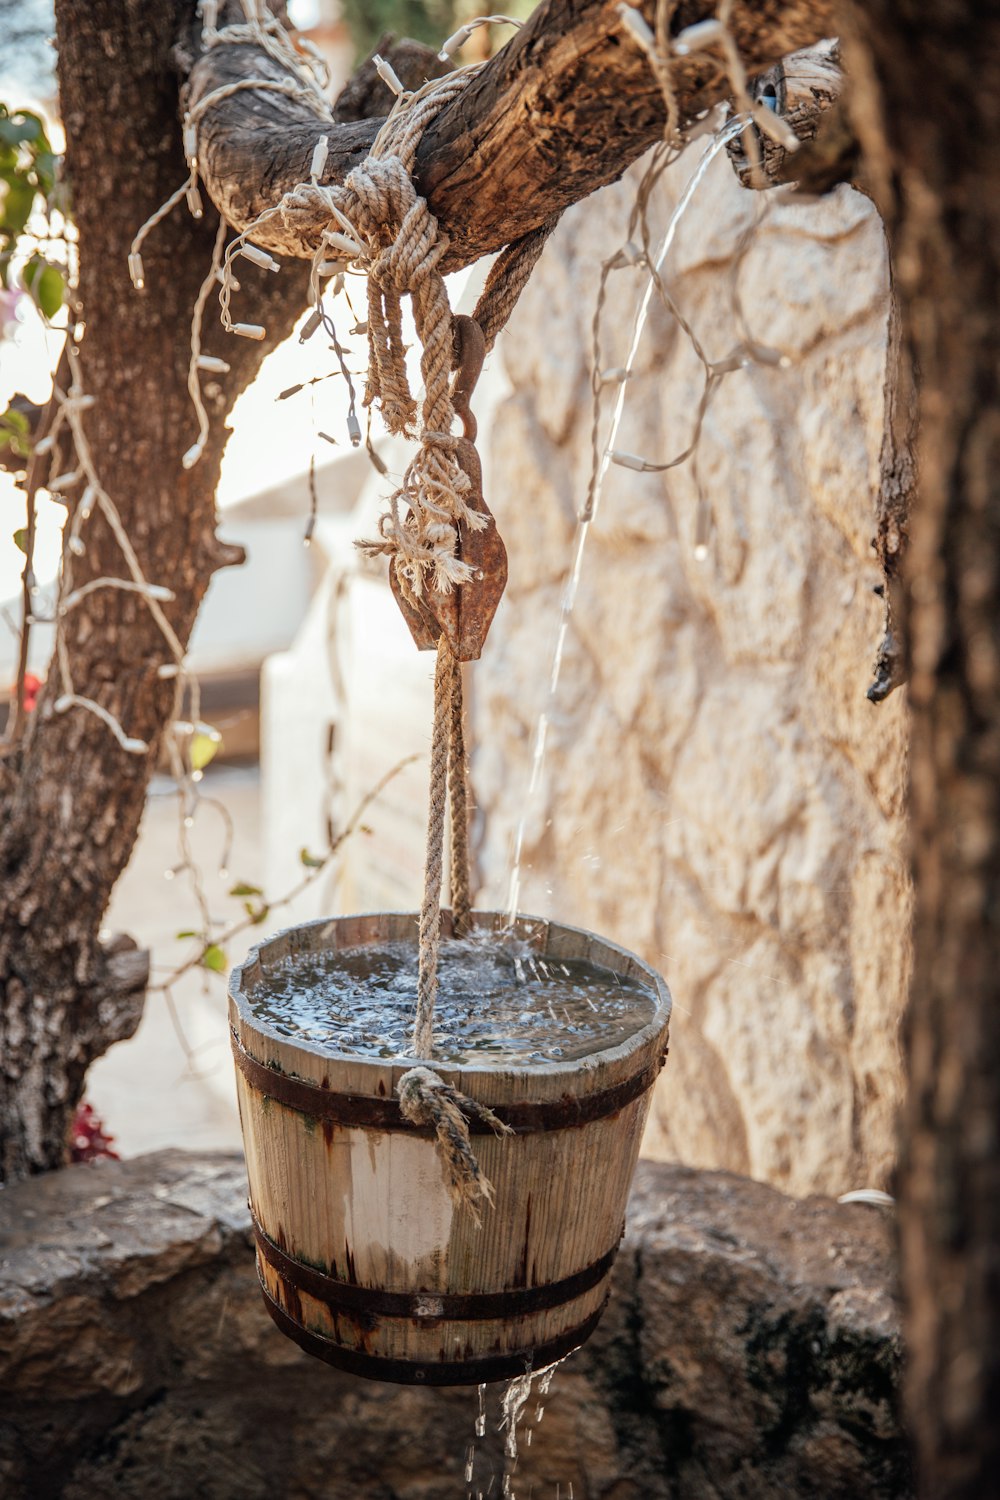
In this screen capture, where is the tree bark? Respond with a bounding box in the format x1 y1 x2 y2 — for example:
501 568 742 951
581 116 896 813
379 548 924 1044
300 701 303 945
841 2 1000 1494
0 0 310 1180
189 0 835 268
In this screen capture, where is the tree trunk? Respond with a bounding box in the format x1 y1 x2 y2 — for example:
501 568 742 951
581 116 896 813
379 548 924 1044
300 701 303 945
0 0 310 1180
842 3 1000 1493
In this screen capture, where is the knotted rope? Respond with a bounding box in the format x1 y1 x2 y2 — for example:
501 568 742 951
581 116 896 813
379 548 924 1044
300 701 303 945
252 66 554 610
276 69 550 1212
320 72 489 603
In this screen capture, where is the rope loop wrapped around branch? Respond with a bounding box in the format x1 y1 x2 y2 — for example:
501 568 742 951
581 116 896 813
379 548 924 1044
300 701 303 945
317 71 477 598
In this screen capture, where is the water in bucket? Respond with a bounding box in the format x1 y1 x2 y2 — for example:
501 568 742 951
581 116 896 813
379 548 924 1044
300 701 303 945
245 929 657 1064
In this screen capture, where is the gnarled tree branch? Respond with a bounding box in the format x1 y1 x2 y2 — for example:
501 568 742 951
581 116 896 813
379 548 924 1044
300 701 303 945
189 0 836 269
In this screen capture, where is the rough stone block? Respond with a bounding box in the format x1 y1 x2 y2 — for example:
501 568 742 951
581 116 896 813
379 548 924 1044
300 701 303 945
0 1151 910 1499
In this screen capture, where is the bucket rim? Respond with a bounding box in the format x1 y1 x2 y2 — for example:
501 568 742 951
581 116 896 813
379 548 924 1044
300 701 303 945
228 909 670 1090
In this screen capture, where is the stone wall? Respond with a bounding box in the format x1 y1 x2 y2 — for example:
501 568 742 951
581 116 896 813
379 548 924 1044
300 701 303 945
0 1151 910 1498
471 144 912 1197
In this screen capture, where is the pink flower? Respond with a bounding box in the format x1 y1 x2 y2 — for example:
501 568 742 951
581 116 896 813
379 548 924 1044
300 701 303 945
22 673 42 711
69 1102 120 1163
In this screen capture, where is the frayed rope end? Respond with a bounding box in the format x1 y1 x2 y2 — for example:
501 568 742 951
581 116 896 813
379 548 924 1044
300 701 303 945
397 1065 512 1221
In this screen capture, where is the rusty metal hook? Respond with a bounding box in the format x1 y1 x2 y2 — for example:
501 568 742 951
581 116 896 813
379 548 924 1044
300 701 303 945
451 315 486 442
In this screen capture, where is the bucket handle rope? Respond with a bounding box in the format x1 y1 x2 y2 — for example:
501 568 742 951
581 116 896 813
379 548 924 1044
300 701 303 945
398 638 513 1217
332 69 551 1213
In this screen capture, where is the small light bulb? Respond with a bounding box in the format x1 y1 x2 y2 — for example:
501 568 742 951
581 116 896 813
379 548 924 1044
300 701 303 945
309 135 329 181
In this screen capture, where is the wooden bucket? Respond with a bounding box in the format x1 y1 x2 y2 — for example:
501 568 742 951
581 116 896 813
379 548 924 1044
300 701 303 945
229 910 671 1386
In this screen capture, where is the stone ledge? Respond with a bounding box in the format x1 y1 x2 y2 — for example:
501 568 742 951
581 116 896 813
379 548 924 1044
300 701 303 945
0 1151 911 1499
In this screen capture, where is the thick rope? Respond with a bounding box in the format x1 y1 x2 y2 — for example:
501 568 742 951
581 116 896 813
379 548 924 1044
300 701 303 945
447 653 472 936
472 215 561 352
405 638 492 1214
279 73 554 1210
414 639 455 1061
345 74 489 598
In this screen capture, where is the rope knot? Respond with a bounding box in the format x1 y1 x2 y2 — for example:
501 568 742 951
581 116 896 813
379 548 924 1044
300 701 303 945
340 72 486 587
397 1064 512 1220
343 153 414 246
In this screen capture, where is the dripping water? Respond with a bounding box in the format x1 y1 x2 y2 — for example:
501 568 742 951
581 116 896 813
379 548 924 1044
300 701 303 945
504 115 748 926
498 1358 568 1499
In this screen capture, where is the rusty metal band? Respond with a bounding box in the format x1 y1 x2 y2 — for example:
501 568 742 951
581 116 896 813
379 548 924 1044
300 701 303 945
256 1266 610 1387
252 1211 620 1321
231 1029 665 1134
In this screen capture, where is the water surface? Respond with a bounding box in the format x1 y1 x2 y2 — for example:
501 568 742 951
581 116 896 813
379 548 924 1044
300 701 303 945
247 932 656 1065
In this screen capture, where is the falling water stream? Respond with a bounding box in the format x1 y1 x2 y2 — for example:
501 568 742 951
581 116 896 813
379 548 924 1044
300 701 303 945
464 1359 567 1500
491 114 749 1499
504 116 748 927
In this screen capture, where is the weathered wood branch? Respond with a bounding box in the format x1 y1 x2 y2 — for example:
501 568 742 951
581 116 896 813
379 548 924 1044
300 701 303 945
725 40 862 194
190 0 835 270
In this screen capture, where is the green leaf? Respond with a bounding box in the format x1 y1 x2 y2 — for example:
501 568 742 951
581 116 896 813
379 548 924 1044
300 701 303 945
0 112 43 147
33 150 57 196
299 847 324 868
0 179 35 243
190 730 221 771
21 257 64 318
202 944 227 972
0 409 31 459
34 263 64 319
1 408 29 435
12 527 27 553
228 881 263 898
175 929 201 940
243 901 270 925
